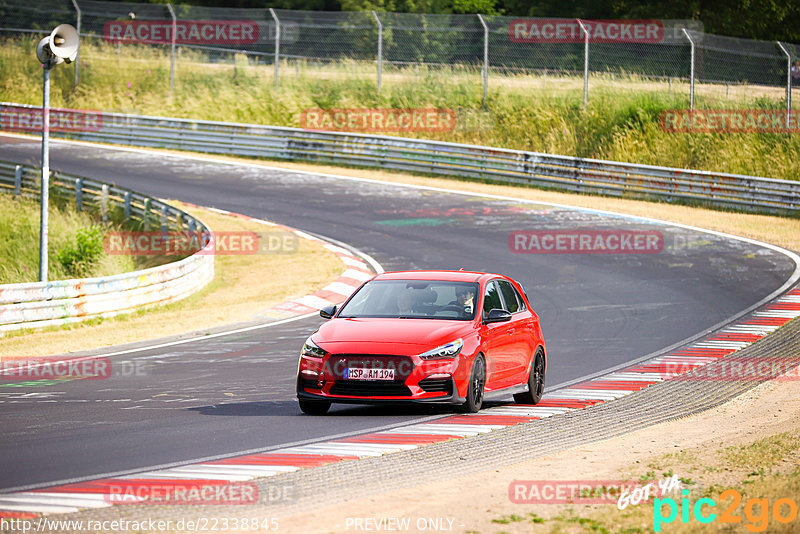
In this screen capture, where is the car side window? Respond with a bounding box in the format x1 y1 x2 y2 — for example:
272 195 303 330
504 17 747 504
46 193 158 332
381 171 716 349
514 285 527 311
515 283 529 311
497 280 520 313
483 281 503 315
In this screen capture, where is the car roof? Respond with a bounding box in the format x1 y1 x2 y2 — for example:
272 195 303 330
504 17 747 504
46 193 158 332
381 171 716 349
372 270 499 283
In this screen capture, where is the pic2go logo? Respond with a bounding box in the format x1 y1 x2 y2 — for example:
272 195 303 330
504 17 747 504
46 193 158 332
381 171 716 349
654 489 799 532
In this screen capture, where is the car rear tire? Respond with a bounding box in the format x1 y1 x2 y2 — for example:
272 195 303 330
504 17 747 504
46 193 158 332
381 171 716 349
298 398 331 415
514 349 545 405
459 354 486 413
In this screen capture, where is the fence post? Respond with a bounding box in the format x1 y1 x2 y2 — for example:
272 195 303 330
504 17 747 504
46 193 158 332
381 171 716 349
777 41 792 130
682 28 695 111
14 165 22 196
372 11 383 93
101 184 109 222
166 3 176 96
71 0 81 87
269 8 280 89
160 205 169 234
75 177 83 211
577 19 589 110
124 191 131 220
143 198 151 230
477 14 489 107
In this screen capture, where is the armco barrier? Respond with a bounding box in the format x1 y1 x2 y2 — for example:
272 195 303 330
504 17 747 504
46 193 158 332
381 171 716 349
0 159 214 332
2 102 799 214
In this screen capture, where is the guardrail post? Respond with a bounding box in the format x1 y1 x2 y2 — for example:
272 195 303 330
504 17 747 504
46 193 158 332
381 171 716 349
0 163 216 331
577 19 589 110
14 165 22 196
101 184 109 222
143 198 151 230
75 177 83 211
477 14 489 107
161 205 169 234
123 191 131 220
682 28 695 111
269 8 280 90
70 0 81 87
372 11 383 93
777 41 792 130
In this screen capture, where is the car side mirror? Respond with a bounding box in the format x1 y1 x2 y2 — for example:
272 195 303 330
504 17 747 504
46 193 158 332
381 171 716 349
484 308 512 324
320 305 337 319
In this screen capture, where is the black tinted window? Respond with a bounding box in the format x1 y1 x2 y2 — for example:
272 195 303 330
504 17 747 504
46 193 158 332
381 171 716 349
498 280 520 313
337 280 478 320
483 281 503 315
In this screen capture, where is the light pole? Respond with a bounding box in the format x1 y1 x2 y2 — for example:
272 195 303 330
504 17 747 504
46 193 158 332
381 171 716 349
35 24 78 282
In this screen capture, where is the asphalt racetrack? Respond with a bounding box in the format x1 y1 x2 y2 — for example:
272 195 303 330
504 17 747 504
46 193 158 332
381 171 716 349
0 135 795 491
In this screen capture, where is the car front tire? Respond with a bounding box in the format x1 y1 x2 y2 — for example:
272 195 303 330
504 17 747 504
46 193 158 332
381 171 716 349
459 354 486 413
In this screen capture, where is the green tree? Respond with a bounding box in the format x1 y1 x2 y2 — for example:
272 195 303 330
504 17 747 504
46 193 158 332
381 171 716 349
90 0 800 42
340 0 453 13
452 0 499 15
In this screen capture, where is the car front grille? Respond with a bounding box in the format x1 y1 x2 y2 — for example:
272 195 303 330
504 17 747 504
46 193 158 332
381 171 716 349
328 354 415 380
330 381 412 397
326 354 415 397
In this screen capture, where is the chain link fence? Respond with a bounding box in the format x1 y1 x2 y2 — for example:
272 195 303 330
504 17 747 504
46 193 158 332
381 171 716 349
1 0 800 112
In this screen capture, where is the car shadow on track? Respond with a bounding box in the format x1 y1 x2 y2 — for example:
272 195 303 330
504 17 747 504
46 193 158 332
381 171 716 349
188 401 299 416
187 400 510 417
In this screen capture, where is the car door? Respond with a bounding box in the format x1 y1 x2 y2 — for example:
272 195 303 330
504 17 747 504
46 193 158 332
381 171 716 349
481 280 517 390
497 279 536 385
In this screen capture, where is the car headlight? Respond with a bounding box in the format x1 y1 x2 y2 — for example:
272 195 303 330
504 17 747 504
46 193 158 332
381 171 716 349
417 338 463 360
301 336 327 358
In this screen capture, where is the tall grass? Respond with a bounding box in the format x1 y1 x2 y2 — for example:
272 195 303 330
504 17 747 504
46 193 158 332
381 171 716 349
3 34 800 180
0 194 137 284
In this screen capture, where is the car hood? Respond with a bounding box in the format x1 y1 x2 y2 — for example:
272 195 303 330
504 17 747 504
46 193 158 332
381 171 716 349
314 318 472 353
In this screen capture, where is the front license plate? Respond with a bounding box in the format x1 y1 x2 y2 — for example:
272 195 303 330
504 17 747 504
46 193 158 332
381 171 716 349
344 367 395 380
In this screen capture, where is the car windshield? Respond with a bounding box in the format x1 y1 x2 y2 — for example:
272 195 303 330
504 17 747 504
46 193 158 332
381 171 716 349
337 280 479 320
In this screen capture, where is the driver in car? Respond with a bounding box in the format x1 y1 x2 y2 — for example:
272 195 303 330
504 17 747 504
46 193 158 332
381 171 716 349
450 286 475 316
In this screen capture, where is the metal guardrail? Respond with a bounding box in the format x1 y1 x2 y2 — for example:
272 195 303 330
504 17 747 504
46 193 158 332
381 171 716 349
1 102 799 214
0 159 214 332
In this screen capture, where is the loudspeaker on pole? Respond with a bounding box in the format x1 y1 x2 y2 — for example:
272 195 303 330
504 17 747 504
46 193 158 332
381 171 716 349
36 24 79 65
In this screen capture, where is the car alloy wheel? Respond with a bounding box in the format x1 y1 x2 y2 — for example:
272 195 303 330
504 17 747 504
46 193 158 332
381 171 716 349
514 349 545 405
460 354 486 413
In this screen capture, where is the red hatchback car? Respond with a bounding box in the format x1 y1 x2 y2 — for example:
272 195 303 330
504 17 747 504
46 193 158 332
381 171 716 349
296 271 546 415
